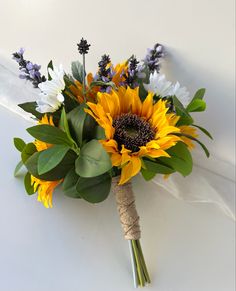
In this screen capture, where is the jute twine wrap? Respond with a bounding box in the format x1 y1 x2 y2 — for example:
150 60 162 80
112 176 141 240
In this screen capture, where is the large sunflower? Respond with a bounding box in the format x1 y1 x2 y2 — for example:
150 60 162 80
31 114 62 208
85 87 181 184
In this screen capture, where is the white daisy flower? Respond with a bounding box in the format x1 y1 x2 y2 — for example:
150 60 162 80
144 71 190 107
169 82 190 107
144 71 172 97
36 65 65 113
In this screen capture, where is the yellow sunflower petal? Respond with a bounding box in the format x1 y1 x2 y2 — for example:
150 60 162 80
119 156 142 185
111 152 122 166
141 92 154 120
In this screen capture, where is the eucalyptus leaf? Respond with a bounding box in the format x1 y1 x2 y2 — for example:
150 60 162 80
62 168 81 198
67 104 87 146
186 99 206 112
21 143 37 163
76 173 111 203
25 150 77 181
192 88 206 100
141 169 156 181
172 96 194 126
75 140 112 178
158 142 193 176
38 145 70 175
24 172 36 195
143 159 175 174
175 133 210 158
14 161 24 177
94 126 106 139
71 61 85 83
13 137 26 152
18 102 43 119
59 107 75 144
27 125 73 146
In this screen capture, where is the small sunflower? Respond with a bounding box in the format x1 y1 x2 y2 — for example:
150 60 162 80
69 73 98 103
85 87 181 184
179 126 198 149
31 176 61 208
167 115 199 149
34 114 54 151
31 114 62 208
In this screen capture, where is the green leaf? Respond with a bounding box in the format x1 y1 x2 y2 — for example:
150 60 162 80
192 88 206 100
13 137 26 152
59 108 75 143
47 60 53 80
18 102 43 119
67 104 87 146
62 168 81 198
186 99 206 112
25 150 77 181
71 61 85 83
75 140 112 178
143 159 175 174
175 133 210 158
94 126 106 139
38 145 70 175
141 168 156 181
82 111 97 141
21 143 37 163
24 172 36 195
14 160 24 177
172 96 194 126
27 125 73 146
89 80 117 90
159 142 193 176
192 124 213 139
76 173 111 203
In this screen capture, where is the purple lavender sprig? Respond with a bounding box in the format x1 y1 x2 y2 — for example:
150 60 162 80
94 54 115 92
143 43 165 73
124 55 140 89
12 48 46 88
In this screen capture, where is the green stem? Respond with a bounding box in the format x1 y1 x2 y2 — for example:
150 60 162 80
136 240 151 283
132 240 145 287
130 239 151 287
82 54 86 102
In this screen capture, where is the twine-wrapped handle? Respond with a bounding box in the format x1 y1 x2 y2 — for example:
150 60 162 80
112 176 141 240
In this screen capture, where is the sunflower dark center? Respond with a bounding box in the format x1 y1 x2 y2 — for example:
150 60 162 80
113 113 155 152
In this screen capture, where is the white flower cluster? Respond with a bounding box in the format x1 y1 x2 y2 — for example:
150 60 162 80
144 71 190 107
36 65 65 113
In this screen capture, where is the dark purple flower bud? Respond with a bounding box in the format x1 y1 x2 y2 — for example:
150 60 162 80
77 38 91 55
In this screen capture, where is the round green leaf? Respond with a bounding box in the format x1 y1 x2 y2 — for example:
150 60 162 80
76 173 111 203
24 172 36 195
21 143 37 163
75 140 112 178
62 168 81 198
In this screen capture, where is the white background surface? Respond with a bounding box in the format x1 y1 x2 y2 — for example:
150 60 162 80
0 0 235 290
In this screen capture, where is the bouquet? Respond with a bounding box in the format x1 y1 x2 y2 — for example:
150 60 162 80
12 39 212 288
